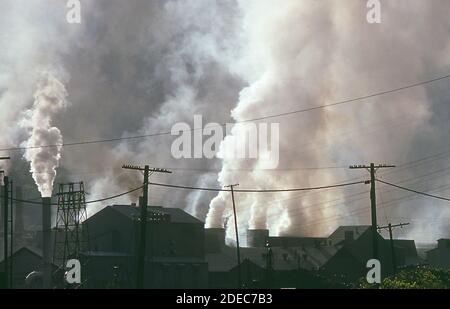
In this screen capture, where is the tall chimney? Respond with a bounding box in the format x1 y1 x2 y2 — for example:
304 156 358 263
42 197 51 288
247 229 269 247
205 228 226 253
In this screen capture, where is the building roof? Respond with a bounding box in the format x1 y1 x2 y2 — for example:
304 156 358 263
327 225 371 244
102 204 203 224
81 251 205 264
268 236 327 247
0 246 58 268
206 244 339 272
0 246 43 264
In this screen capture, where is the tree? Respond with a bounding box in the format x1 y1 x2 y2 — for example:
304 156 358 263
358 266 450 289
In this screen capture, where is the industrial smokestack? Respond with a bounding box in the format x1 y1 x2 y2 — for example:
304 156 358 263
42 197 51 288
205 228 226 253
247 229 269 248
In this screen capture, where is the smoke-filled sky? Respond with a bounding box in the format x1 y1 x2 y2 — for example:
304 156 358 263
1 0 450 245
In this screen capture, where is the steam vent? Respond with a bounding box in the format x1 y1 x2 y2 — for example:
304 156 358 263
247 229 269 247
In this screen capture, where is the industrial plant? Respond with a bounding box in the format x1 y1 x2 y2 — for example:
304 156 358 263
0 177 449 288
1 0 450 292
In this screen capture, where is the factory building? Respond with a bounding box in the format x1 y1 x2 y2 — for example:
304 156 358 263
82 203 208 288
205 225 420 288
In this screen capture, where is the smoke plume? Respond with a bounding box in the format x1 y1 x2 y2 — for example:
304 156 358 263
205 0 450 243
0 1 450 243
20 70 68 197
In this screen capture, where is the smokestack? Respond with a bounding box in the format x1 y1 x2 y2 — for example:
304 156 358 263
42 197 51 288
247 229 269 248
205 228 226 253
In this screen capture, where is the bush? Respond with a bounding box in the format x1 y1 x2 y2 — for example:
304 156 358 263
358 266 450 289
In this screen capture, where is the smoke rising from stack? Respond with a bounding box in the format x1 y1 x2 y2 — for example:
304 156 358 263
0 1 449 243
20 70 68 197
205 0 450 241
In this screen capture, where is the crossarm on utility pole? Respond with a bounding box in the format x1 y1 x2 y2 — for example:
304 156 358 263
225 184 241 289
378 222 410 274
349 163 395 261
122 164 171 289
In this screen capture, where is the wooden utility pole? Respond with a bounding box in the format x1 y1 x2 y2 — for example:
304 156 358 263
2 175 9 288
225 184 241 289
349 163 395 260
122 165 171 289
378 222 410 274
0 157 10 288
265 240 273 288
8 180 13 289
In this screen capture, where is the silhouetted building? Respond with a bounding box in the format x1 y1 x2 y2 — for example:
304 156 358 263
82 204 207 288
320 226 419 281
0 246 57 289
268 236 327 248
427 238 450 269
206 225 419 287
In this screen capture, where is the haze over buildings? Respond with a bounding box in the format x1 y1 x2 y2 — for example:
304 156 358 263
0 0 450 246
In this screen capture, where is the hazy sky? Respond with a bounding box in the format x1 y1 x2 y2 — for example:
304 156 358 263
1 0 450 244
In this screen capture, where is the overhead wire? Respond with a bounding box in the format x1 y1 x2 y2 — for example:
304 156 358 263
376 179 450 202
0 73 449 152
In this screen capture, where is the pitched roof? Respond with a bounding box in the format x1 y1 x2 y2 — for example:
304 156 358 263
0 246 58 268
0 246 43 264
327 225 371 244
100 204 203 224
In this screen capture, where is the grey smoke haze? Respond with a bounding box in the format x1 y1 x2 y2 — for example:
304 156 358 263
0 1 450 243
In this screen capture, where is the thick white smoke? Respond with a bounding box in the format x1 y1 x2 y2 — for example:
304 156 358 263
1 1 450 243
205 0 450 242
20 70 68 197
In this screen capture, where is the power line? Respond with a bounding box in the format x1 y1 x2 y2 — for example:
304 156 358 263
166 165 349 172
376 179 450 202
147 179 367 193
258 166 450 224
0 185 144 206
250 180 450 233
1 73 449 152
0 179 365 208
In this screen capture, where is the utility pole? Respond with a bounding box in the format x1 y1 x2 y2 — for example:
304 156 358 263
2 175 9 289
122 165 171 289
0 156 10 289
224 184 241 289
378 222 410 274
349 163 395 260
265 240 273 288
8 180 13 289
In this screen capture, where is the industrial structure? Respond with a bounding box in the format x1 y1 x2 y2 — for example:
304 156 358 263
53 182 89 268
